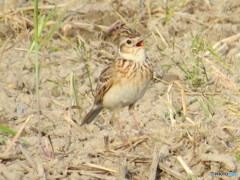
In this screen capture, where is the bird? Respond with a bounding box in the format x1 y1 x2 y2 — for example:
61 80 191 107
81 25 153 137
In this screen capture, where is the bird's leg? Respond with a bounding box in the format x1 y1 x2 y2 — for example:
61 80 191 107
113 109 125 140
128 104 143 134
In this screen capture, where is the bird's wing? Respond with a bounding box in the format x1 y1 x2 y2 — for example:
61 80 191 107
94 61 117 104
81 62 117 125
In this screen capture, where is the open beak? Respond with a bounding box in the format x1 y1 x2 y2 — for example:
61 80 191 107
136 39 144 47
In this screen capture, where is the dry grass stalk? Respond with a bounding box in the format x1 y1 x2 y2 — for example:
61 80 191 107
223 126 240 131
104 21 121 34
146 0 152 19
17 160 33 173
214 43 227 54
51 99 66 108
96 148 151 162
83 162 117 173
18 144 36 170
211 33 240 52
126 136 148 151
114 11 127 24
97 49 116 60
63 111 83 134
186 130 195 144
47 169 67 179
47 174 67 179
104 135 110 151
148 144 161 180
175 12 209 27
222 100 240 116
1 14 32 35
0 35 13 61
198 55 238 92
199 153 236 170
0 4 66 16
118 158 127 180
159 163 188 180
166 83 176 125
151 32 162 50
174 81 187 117
227 142 240 154
227 107 240 116
222 126 235 137
79 171 114 180
3 114 32 155
111 135 148 150
34 157 46 179
154 26 168 48
177 156 196 179
185 117 195 125
203 0 211 7
62 22 107 36
42 135 54 158
216 135 231 148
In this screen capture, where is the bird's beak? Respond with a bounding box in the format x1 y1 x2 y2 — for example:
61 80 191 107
136 39 144 47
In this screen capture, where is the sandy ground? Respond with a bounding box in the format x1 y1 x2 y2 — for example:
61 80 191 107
0 0 240 179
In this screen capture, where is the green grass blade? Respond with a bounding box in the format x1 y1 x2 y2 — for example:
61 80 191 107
29 6 56 52
207 46 232 72
0 125 29 144
29 15 45 51
69 72 82 119
198 98 210 117
39 6 68 49
0 125 16 136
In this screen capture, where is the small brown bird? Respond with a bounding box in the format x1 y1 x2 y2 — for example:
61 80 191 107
81 25 153 136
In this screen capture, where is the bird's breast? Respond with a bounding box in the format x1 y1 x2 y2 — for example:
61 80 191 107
102 60 152 109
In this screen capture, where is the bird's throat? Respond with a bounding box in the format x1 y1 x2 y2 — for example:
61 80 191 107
119 47 146 62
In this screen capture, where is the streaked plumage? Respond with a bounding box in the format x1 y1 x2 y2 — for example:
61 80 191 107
81 25 153 135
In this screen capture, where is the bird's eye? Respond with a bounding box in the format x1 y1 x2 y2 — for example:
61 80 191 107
126 40 132 44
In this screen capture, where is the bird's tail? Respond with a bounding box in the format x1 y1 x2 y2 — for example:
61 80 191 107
81 105 103 126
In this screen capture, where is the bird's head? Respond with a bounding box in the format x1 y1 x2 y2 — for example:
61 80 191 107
118 26 146 62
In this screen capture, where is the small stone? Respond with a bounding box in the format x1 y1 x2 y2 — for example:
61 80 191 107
52 88 61 97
